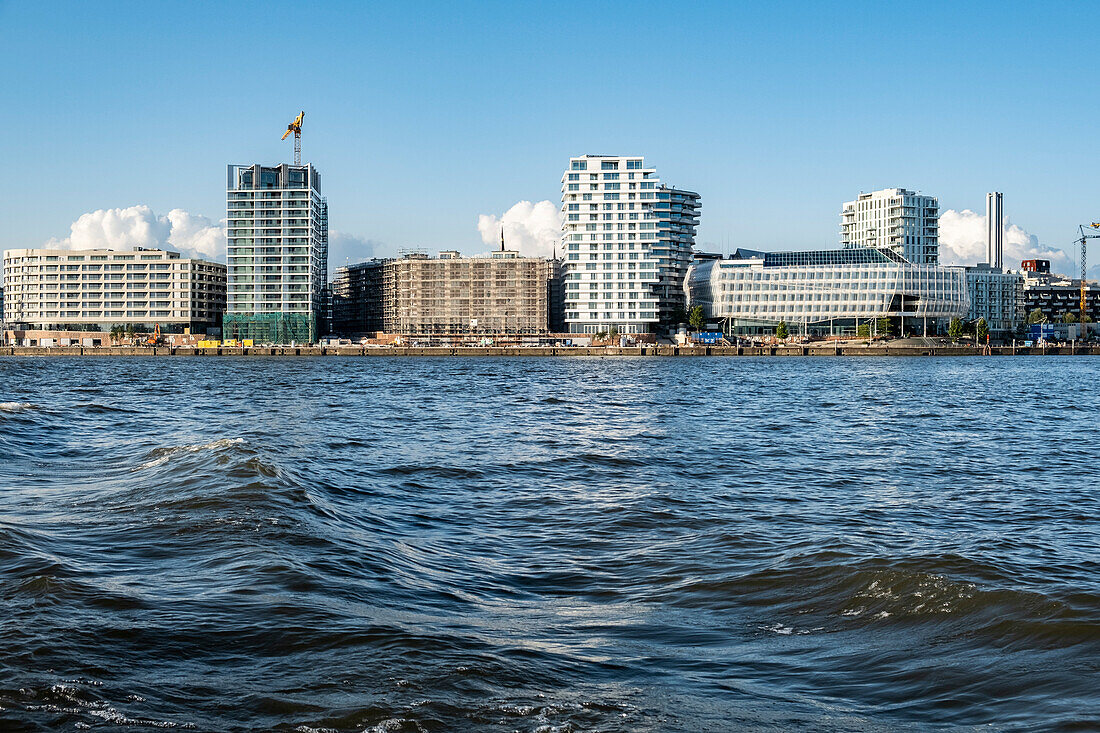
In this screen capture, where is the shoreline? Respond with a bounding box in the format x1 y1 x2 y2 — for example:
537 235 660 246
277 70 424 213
1 344 1096 357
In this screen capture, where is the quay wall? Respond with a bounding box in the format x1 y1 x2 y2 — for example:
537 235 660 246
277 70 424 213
2 345 1099 358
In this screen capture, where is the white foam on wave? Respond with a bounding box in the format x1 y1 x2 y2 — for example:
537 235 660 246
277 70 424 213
88 707 195 728
135 437 246 470
760 622 818 636
0 402 34 412
363 719 425 733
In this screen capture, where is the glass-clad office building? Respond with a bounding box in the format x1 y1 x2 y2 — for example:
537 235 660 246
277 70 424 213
686 247 969 335
224 163 328 343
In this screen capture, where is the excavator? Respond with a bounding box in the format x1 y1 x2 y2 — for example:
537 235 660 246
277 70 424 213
143 324 164 346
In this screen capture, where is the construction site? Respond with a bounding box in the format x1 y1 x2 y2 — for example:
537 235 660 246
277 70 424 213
330 247 563 340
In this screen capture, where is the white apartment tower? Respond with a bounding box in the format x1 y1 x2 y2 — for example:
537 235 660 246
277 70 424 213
224 163 328 343
841 188 939 264
560 155 700 334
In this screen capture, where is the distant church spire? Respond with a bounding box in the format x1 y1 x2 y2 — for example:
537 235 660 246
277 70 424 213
500 225 505 252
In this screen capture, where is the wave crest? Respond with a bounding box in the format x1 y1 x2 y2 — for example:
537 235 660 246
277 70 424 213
135 438 246 470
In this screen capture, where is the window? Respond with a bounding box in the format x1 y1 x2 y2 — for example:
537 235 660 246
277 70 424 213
571 160 587 171
567 173 580 181
601 160 619 170
626 160 643 169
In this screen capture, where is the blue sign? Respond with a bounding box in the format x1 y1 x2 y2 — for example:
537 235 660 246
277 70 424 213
698 332 723 344
1029 324 1057 340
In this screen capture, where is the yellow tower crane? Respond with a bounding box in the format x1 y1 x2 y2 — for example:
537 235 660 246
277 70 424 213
281 111 304 165
1076 223 1100 326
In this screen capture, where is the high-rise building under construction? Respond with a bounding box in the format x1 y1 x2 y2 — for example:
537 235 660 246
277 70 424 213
223 163 328 343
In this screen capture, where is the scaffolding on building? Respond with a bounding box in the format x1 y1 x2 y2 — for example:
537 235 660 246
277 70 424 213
222 312 316 344
381 254 559 336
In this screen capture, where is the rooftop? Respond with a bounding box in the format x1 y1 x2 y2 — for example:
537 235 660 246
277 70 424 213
729 247 909 267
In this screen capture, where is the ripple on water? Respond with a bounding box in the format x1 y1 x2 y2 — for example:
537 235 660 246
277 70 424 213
0 356 1098 731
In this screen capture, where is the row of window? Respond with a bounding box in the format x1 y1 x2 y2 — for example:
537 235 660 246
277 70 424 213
569 159 645 171
6 254 169 263
567 253 646 261
565 312 657 321
21 311 183 317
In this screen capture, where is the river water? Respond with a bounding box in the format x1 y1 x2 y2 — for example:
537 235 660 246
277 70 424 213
1 356 1097 732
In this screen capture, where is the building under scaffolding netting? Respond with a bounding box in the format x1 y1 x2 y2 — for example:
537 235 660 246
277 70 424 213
686 247 969 336
222 313 316 344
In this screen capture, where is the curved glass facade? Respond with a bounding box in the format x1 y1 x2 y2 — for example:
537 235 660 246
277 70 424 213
687 248 969 328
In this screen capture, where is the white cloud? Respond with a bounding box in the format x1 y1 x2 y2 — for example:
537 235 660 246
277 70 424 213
46 205 226 261
328 231 381 274
165 209 225 260
939 209 1075 275
477 200 562 258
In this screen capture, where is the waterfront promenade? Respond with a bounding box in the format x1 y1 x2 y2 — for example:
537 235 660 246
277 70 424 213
2 344 1097 357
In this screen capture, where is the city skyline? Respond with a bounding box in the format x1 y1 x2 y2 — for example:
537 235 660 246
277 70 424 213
2 1 1098 277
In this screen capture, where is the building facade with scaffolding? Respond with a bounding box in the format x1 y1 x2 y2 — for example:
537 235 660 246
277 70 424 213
378 250 562 336
330 259 386 335
686 247 969 336
223 163 328 343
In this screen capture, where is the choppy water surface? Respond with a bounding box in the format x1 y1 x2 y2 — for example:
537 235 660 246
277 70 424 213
1 356 1098 732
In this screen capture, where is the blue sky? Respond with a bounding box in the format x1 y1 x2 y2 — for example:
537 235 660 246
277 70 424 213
1 1 1098 269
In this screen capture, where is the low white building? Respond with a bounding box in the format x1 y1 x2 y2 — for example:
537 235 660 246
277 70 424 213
686 247 968 336
963 264 1022 335
1 247 225 333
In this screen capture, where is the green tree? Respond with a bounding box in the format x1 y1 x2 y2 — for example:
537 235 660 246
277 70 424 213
875 317 893 339
976 317 989 342
688 305 705 332
607 325 620 342
666 305 687 325
856 323 870 338
125 324 136 342
1026 308 1047 325
775 321 789 340
1082 314 1094 323
948 317 964 342
1062 312 1078 324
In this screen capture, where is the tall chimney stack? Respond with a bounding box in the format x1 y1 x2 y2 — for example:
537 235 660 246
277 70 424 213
986 192 1003 269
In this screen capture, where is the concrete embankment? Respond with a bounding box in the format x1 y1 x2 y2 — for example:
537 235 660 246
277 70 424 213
1 345 1098 357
